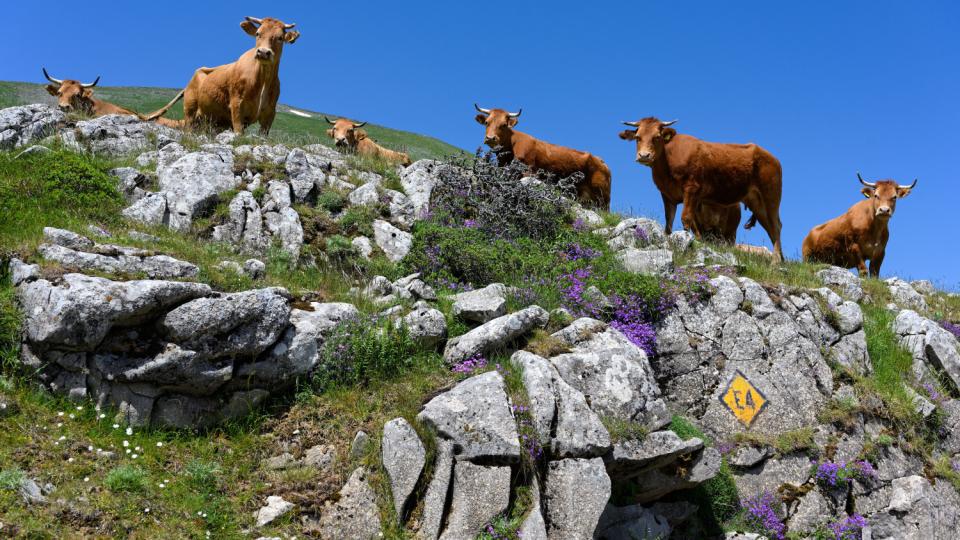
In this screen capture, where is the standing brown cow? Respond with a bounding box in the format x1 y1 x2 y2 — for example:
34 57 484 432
619 117 784 261
802 174 917 277
474 105 612 210
180 17 299 135
42 69 183 127
324 117 412 166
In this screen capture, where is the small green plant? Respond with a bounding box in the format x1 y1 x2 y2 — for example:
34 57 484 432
185 459 222 492
0 467 25 490
338 205 379 237
0 267 21 373
317 190 347 213
105 464 148 493
602 416 649 443
524 329 571 358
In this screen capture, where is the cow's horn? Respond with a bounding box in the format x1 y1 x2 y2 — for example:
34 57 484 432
352 121 367 128
857 172 876 188
323 116 337 125
284 23 296 30
245 16 263 25
42 68 63 86
660 119 678 127
622 121 639 127
508 109 522 118
474 103 491 115
898 179 918 190
81 76 100 88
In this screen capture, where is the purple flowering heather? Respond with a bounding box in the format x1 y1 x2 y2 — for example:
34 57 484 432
452 355 488 374
814 460 877 489
561 242 601 262
634 226 649 243
922 382 944 403
941 320 960 340
829 514 868 540
743 491 786 540
463 219 479 229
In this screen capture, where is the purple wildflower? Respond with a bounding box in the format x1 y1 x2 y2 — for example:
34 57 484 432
561 242 600 262
634 226 650 243
452 354 487 374
814 460 876 489
922 382 944 403
941 321 960 340
463 219 479 229
572 217 588 232
743 491 786 540
829 514 868 540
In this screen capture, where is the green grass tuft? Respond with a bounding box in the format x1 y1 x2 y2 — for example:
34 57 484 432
105 464 148 493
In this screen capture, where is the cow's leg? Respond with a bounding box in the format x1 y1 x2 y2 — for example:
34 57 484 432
230 99 245 134
744 197 784 263
869 250 885 278
661 194 677 235
258 107 276 136
680 185 702 238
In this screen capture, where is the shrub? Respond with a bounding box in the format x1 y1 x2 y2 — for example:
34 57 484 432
339 205 379 237
317 190 347 213
0 267 21 373
427 150 576 241
0 468 25 490
325 234 359 270
105 464 148 493
185 459 222 492
313 315 429 391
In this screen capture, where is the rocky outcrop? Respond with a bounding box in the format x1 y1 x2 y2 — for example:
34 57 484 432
443 305 549 364
61 114 180 156
0 104 65 149
894 309 960 390
37 228 198 279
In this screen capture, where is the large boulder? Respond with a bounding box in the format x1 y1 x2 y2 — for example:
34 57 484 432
439 462 511 540
417 371 521 463
61 114 180 156
0 104 65 149
38 243 199 280
443 306 549 365
373 220 412 262
381 418 425 520
211 191 267 251
886 277 928 312
894 309 960 390
544 458 611 539
817 266 864 302
316 468 383 539
400 160 446 219
158 151 239 232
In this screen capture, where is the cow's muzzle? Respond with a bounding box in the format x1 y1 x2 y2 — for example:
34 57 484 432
876 207 893 217
484 137 498 146
255 48 275 61
334 139 348 147
636 153 655 164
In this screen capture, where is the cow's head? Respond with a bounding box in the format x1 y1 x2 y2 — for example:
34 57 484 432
474 104 521 148
619 117 678 165
240 17 299 64
858 173 917 219
43 68 99 113
324 117 368 148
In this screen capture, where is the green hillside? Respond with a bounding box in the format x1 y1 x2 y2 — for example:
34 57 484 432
0 81 464 162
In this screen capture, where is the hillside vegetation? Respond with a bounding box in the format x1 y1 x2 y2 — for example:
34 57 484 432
0 81 463 162
1 104 960 539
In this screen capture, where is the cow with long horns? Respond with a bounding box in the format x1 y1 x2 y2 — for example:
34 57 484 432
619 117 784 261
802 173 917 277
475 105 612 210
324 117 411 166
178 17 299 135
42 68 183 126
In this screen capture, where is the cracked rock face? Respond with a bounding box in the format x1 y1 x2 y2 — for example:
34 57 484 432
381 418 425 520
0 104 65 149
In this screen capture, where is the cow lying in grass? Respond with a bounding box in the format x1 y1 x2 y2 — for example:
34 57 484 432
43 68 182 127
325 117 412 166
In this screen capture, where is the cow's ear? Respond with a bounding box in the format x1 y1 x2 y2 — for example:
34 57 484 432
508 117 519 127
240 21 258 36
81 88 94 98
45 84 59 96
284 31 300 44
325 128 334 138
861 187 875 199
662 128 676 142
618 129 635 141
474 114 487 125
355 129 367 140
897 186 913 198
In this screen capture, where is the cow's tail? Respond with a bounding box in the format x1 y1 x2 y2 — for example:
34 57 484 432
140 89 186 122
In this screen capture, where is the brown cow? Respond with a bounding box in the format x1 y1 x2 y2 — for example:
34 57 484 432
474 105 612 210
696 201 741 244
324 117 412 166
619 117 784 262
42 68 183 127
180 17 299 135
802 174 916 277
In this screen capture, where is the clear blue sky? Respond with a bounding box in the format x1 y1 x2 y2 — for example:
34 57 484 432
8 1 959 288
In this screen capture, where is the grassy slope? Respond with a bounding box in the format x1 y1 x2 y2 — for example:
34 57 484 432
0 81 464 162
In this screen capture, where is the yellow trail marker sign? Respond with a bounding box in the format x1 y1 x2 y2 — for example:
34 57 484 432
719 370 768 427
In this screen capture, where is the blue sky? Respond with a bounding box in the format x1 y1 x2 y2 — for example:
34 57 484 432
8 1 959 288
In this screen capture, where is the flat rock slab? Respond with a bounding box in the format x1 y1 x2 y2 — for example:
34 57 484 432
317 468 383 539
381 417 426 520
39 243 199 280
544 458 611 539
439 461 510 540
417 371 520 463
443 305 549 365
420 439 455 540
604 430 704 481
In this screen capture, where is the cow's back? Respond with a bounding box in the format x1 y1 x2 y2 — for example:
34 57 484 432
667 136 780 205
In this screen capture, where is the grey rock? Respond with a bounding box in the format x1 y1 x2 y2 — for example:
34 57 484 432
352 236 373 259
868 474 960 540
18 478 46 505
617 248 674 275
14 144 51 158
128 230 159 242
62 114 180 156
303 444 336 470
350 430 370 460
668 230 696 252
910 279 936 295
694 247 738 267
382 417 426 519
544 458 611 540
729 445 770 468
628 448 721 503
894 309 960 390
349 182 380 206
443 305 549 365
0 104 65 149
386 189 415 227
886 277 929 312
43 227 94 250
18 274 211 349
816 266 865 302
110 167 152 202
275 207 303 259
243 259 266 279
38 243 199 280
264 452 296 470
402 306 447 348
452 293 507 323
285 148 329 202
440 461 511 540
608 218 666 250
420 439 454 540
732 454 812 500
158 288 290 359
551 317 608 346
159 151 238 232
518 477 547 540
417 371 521 462
400 160 445 219
122 192 168 226
262 180 291 213
573 205 603 227
254 495 294 527
604 430 704 480
595 503 672 540
9 258 40 286
373 220 412 262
